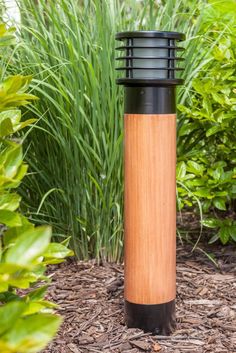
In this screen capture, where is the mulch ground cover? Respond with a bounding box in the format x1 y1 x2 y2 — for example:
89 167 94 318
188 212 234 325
44 243 236 353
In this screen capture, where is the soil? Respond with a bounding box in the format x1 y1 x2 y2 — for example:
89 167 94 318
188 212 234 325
43 243 236 353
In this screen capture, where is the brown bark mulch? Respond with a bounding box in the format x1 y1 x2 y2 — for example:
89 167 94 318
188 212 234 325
44 244 236 353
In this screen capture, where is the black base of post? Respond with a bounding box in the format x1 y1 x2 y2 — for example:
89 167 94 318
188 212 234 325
125 300 176 335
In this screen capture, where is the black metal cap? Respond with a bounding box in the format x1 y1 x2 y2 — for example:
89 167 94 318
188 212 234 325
116 31 185 40
115 30 185 86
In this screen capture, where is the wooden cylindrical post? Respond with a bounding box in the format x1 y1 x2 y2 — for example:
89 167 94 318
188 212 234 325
124 112 176 334
115 31 185 335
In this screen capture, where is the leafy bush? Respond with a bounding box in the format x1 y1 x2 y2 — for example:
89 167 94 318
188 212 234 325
0 23 73 352
177 0 236 244
202 218 236 244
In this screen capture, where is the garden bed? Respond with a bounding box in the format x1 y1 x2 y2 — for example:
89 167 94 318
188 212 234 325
44 244 236 353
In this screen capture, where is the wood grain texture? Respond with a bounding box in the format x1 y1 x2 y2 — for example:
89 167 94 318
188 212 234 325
124 113 176 305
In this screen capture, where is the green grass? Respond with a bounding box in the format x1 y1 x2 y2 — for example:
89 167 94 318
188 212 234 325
13 0 212 260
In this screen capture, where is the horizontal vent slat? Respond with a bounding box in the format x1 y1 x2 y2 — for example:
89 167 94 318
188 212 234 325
115 46 185 51
115 56 184 61
115 67 184 71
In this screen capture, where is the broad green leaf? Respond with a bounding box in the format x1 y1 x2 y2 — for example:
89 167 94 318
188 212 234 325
181 173 195 181
23 300 57 316
25 286 48 301
228 225 236 242
0 340 15 352
186 179 205 187
187 161 205 176
219 227 230 244
5 226 52 265
0 264 39 291
202 218 221 228
206 125 221 137
15 119 36 133
0 210 22 227
0 24 15 47
0 282 8 293
29 263 47 276
213 45 230 61
184 200 192 207
2 313 61 353
192 79 204 94
42 258 65 265
214 191 228 197
209 167 223 181
176 161 186 180
3 220 34 246
1 145 23 179
211 92 227 105
0 301 26 336
0 193 21 211
0 93 38 110
0 263 30 274
0 75 33 97
177 104 191 114
202 199 211 213
0 272 40 290
0 110 21 125
213 198 226 210
0 118 13 137
213 161 227 168
43 243 74 259
0 164 28 189
13 162 28 179
179 122 199 137
0 166 27 190
0 110 36 134
194 188 213 198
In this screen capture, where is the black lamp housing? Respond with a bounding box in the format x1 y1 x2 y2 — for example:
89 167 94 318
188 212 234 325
116 31 185 116
115 31 185 86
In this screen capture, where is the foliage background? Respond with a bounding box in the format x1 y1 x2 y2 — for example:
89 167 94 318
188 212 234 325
0 23 73 352
4 0 235 260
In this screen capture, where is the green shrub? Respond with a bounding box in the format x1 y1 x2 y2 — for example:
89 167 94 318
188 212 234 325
177 0 236 244
0 23 73 353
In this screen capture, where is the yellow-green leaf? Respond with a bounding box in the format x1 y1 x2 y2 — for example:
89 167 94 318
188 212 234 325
5 226 52 265
0 302 27 336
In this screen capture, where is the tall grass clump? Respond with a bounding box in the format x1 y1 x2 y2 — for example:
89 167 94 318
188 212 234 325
14 0 207 260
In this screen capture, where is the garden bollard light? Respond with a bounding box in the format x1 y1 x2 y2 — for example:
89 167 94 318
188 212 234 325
115 31 185 335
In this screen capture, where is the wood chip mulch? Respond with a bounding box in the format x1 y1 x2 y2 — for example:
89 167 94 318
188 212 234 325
44 244 236 353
